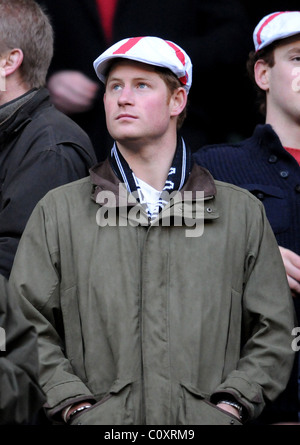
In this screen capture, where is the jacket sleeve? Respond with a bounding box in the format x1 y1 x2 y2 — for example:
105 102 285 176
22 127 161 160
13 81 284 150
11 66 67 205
0 145 95 279
211 202 296 421
0 275 46 424
9 198 95 420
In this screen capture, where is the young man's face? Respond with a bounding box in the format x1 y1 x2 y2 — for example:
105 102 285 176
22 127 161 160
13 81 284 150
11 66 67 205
104 60 182 147
264 36 300 122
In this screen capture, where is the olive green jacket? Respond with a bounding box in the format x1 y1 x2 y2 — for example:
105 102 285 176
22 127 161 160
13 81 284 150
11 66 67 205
9 160 295 425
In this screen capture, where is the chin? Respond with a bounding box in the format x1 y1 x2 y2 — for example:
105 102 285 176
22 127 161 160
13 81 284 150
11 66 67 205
114 133 141 143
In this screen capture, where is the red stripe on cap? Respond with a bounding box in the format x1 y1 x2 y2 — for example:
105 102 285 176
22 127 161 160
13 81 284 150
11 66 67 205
166 40 188 85
166 41 185 65
113 37 144 55
256 11 287 46
178 75 188 85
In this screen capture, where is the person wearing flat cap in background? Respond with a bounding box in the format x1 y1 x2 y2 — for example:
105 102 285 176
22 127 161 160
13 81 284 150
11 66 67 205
0 0 97 281
9 36 295 425
194 11 300 424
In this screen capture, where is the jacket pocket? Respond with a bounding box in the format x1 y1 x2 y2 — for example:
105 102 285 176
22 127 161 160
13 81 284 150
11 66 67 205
69 379 138 425
177 382 242 425
240 184 289 234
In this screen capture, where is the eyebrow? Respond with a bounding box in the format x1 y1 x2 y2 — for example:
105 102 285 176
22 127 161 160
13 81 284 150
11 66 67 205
106 75 154 85
286 47 300 56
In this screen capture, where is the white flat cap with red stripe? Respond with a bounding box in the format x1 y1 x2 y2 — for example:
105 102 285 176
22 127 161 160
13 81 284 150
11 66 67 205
254 11 300 52
93 36 192 93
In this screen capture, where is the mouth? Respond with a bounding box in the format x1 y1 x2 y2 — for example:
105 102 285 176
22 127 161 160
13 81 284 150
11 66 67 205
116 114 137 120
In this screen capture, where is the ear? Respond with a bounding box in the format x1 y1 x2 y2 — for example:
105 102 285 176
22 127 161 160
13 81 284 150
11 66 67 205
170 87 187 117
0 48 24 77
254 59 270 91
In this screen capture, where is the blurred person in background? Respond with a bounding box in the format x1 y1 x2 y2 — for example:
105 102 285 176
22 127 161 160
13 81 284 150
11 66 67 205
0 0 97 280
0 275 45 424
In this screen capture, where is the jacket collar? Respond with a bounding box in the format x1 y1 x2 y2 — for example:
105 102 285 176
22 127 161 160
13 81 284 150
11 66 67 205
90 157 217 203
91 158 218 229
252 124 285 154
0 88 50 147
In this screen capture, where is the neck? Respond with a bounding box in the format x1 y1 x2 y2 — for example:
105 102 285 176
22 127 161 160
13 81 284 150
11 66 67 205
0 77 29 107
117 134 177 190
266 111 300 149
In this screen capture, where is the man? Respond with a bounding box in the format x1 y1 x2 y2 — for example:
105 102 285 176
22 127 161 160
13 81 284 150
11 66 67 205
10 36 295 425
0 275 45 424
0 0 97 279
36 0 253 160
194 11 300 424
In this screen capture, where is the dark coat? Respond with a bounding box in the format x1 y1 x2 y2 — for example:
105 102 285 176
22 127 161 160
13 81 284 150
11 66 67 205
194 124 300 256
0 275 45 424
0 88 97 279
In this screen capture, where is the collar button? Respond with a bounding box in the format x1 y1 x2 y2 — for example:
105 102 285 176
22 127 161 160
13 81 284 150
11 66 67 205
268 155 278 163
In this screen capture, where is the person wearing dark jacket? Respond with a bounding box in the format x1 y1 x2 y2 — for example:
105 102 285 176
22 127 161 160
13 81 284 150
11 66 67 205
0 0 97 279
36 0 253 160
0 274 45 424
194 11 300 424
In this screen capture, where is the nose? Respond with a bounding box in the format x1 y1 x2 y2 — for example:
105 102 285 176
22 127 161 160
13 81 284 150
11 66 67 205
118 85 134 106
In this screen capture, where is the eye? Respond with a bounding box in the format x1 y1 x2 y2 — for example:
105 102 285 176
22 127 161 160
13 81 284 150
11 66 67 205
137 82 148 89
112 83 122 91
106 81 122 92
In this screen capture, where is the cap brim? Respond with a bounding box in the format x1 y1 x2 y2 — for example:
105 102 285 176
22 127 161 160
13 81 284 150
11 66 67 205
257 30 300 50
